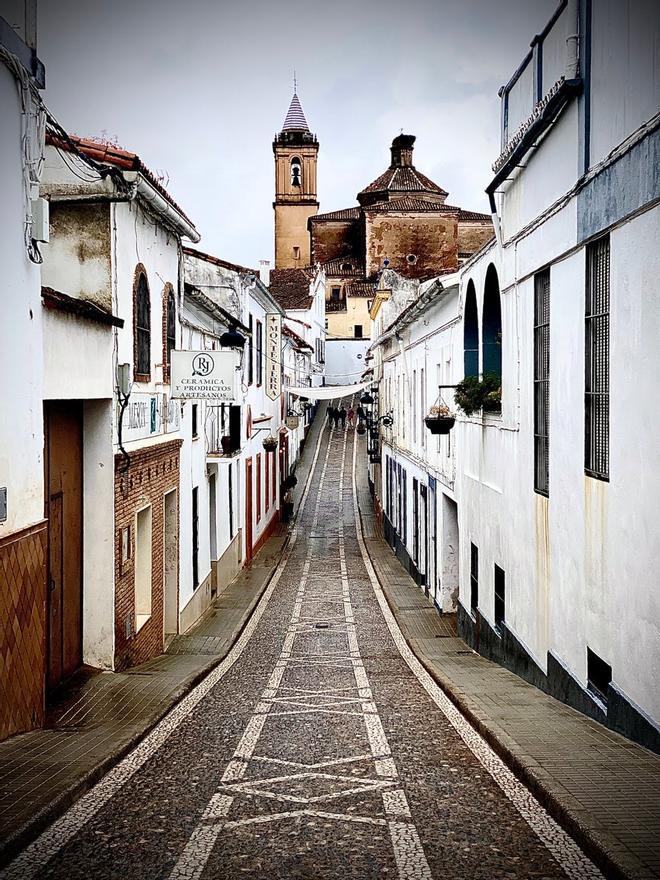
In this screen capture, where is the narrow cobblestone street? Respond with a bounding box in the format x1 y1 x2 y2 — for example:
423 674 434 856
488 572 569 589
1 410 604 880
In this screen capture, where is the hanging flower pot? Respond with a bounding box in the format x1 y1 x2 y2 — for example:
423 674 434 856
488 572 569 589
262 435 278 452
360 392 373 405
424 405 455 435
356 423 366 435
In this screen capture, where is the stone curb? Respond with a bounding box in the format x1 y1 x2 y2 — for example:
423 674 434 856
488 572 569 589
355 514 629 880
0 537 288 870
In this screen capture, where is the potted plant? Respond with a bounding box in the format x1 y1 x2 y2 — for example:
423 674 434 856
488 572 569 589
454 374 501 417
262 435 278 452
424 404 455 435
356 423 366 435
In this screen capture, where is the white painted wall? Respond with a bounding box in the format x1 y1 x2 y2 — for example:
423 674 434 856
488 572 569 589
42 309 114 400
325 339 370 385
0 63 44 537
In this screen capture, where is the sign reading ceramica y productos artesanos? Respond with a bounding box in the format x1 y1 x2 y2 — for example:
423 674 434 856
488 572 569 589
265 313 281 401
171 350 238 401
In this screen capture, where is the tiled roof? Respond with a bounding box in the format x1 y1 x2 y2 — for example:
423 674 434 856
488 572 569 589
183 246 255 276
359 166 448 198
365 197 458 214
268 268 314 310
310 207 361 222
322 257 365 277
282 93 310 132
345 282 376 298
283 324 313 351
455 207 493 222
46 132 197 231
41 287 124 328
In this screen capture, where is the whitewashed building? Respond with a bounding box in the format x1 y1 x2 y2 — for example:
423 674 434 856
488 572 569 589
369 0 660 752
0 2 48 740
41 132 200 673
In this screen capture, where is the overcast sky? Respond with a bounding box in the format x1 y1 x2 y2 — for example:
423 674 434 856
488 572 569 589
38 0 557 268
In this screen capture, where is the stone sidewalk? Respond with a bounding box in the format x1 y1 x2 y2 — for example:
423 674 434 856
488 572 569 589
354 443 660 880
0 412 326 868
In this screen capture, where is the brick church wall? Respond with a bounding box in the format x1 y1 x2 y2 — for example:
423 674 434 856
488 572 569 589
114 439 182 670
364 211 459 278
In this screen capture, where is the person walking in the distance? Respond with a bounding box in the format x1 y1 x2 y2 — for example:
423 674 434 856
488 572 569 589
327 405 335 426
347 406 355 428
339 406 347 429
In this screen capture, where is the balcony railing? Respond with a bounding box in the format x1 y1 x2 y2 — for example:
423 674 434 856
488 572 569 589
326 299 347 313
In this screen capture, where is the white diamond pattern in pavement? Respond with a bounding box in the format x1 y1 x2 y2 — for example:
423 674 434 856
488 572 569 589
168 410 435 880
0 405 607 880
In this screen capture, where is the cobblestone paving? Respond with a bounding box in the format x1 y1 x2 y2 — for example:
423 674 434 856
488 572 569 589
0 413 604 880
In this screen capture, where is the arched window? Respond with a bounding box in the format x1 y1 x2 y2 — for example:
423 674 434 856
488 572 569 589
482 264 502 380
163 286 176 382
290 157 302 187
134 268 151 380
463 279 479 377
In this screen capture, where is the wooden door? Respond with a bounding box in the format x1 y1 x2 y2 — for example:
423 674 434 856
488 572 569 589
245 458 253 563
45 401 83 690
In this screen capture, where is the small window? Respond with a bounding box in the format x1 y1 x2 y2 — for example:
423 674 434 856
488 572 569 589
248 314 254 385
585 236 610 481
134 271 151 380
293 246 301 260
470 543 478 614
256 320 263 386
325 318 328 330
406 254 417 265
164 288 176 381
587 647 612 705
534 269 550 495
341 262 352 271
494 564 505 631
121 525 131 567
354 324 363 339
331 286 341 301
192 403 198 439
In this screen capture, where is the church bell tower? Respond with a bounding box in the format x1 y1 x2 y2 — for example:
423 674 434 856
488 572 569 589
273 90 319 269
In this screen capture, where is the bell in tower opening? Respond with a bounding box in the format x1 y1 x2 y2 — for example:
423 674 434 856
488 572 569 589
291 158 302 187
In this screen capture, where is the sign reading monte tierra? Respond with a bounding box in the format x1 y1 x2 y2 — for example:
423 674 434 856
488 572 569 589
171 350 238 401
265 313 281 401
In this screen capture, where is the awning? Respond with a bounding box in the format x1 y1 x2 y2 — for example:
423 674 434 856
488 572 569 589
285 380 372 400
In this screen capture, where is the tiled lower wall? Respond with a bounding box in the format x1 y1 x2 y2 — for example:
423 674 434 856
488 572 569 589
0 521 47 741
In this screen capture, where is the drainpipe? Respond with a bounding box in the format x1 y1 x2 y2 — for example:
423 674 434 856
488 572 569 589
488 192 503 249
565 0 579 79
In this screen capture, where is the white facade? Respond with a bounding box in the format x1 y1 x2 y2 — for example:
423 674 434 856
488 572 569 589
369 0 660 750
0 54 45 539
325 338 370 385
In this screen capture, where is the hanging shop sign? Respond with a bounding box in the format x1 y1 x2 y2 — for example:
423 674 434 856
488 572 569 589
118 392 180 443
171 350 238 401
265 313 282 401
285 415 299 430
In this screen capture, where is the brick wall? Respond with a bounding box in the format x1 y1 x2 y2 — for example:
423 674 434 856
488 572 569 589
0 522 47 741
458 221 495 256
310 220 362 265
364 211 459 278
114 439 182 670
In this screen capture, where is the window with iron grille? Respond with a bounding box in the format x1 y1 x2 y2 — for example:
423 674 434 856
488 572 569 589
470 543 478 614
534 269 550 495
165 290 176 380
256 320 263 386
585 236 610 480
494 564 505 631
134 272 150 379
248 314 254 386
